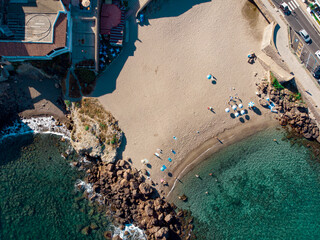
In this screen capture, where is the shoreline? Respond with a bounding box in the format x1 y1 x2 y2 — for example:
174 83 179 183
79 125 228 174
166 116 279 201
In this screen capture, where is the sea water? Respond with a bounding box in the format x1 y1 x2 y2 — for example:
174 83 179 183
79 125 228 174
173 127 320 239
0 133 109 240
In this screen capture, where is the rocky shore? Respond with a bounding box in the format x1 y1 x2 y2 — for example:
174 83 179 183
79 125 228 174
256 74 320 141
75 157 194 240
67 98 194 239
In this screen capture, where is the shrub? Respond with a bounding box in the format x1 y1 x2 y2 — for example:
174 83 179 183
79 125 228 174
294 92 302 100
271 72 284 90
64 100 71 108
85 125 89 131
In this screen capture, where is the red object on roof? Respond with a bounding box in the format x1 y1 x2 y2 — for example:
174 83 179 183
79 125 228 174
0 13 68 57
100 4 121 35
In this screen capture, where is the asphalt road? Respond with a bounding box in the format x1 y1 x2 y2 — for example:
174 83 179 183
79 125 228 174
272 0 320 56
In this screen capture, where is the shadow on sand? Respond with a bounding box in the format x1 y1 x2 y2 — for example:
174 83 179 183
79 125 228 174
145 0 211 19
91 0 211 97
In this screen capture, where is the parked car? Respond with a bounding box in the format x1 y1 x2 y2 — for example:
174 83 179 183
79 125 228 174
313 65 320 79
315 50 320 60
280 3 290 15
299 29 311 43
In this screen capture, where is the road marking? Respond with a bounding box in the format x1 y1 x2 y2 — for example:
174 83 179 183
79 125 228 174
296 41 304 58
294 16 320 51
291 1 297 8
287 2 294 11
293 0 300 7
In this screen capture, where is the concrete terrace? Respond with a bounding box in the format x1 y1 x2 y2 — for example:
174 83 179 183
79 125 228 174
70 0 100 72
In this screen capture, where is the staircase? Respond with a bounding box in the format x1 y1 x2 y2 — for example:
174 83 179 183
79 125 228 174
6 13 25 40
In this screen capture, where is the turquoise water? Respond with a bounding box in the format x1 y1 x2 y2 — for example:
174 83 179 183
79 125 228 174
173 127 320 239
0 134 109 240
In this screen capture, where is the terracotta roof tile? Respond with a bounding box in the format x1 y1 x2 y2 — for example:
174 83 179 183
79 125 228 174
0 13 68 57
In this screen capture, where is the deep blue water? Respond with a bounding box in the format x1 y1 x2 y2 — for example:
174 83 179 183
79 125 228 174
0 134 109 240
173 127 320 239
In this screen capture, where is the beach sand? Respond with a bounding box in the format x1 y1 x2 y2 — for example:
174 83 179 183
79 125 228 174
94 0 277 196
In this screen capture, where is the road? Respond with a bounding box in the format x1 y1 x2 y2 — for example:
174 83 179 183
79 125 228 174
272 0 320 58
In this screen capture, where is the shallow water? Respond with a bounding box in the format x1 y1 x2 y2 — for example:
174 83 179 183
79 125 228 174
173 127 320 239
0 134 108 240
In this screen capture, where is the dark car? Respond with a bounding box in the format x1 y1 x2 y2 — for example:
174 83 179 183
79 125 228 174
280 3 291 15
313 66 320 79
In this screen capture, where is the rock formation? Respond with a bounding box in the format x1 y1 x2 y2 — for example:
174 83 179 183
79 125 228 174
256 80 320 141
70 98 123 163
77 158 194 240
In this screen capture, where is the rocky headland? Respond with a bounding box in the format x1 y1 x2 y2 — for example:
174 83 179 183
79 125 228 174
256 72 320 141
69 98 123 163
68 98 194 239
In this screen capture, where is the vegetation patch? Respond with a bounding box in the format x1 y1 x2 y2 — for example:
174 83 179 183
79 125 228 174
270 72 284 90
70 98 122 161
74 68 97 96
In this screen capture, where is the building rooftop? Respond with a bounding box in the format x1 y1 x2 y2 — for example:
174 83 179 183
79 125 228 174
0 12 67 56
2 0 65 42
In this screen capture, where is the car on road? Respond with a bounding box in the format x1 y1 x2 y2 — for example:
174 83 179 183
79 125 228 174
313 66 320 79
280 3 290 15
299 29 311 43
315 50 320 60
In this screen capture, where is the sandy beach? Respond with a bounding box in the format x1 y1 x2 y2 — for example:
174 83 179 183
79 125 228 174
94 0 277 196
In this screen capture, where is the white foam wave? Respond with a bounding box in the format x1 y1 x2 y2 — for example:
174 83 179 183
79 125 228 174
0 116 70 143
75 179 93 194
113 224 147 240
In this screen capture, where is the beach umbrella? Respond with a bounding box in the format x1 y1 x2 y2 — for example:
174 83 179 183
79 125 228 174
232 105 237 110
240 110 246 115
225 108 230 113
248 101 254 108
82 0 90 7
207 74 212 80
141 159 149 164
235 112 240 117
160 165 167 171
238 104 243 109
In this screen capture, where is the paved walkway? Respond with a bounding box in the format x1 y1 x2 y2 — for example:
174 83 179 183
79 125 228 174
260 0 320 121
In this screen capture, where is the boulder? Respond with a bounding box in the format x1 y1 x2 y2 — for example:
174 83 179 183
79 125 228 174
104 231 112 240
120 179 129 188
285 112 293 119
145 205 154 216
164 214 174 223
149 226 160 234
129 181 139 190
118 159 126 167
158 213 164 221
139 182 153 195
106 164 115 172
123 171 131 181
304 132 313 139
279 118 287 126
154 227 169 239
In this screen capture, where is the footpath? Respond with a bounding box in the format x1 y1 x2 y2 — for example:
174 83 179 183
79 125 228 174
259 0 320 122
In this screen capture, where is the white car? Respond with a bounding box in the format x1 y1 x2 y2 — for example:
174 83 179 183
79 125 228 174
299 29 311 43
315 50 320 60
